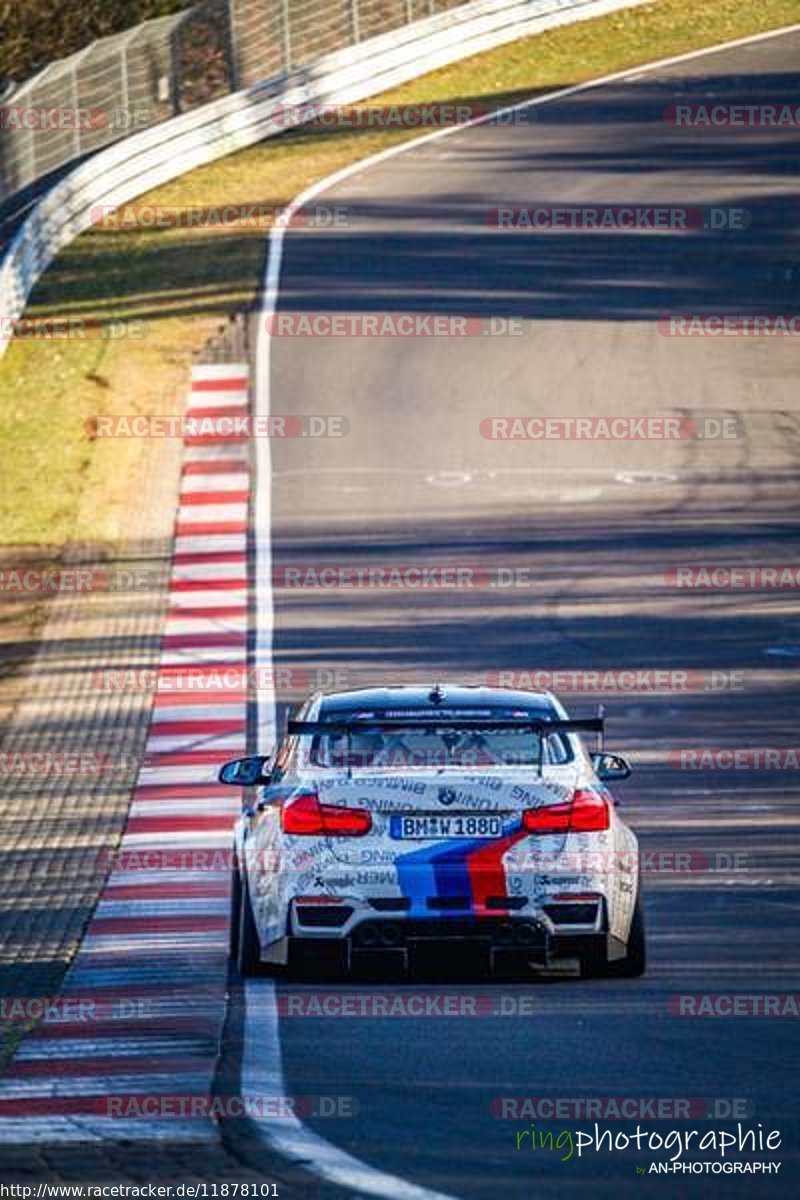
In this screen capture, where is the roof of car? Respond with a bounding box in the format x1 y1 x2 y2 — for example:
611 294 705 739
317 685 559 715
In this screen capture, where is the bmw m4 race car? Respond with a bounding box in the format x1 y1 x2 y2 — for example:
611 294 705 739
219 685 645 978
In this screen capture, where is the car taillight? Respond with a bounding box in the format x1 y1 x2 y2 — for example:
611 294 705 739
281 791 372 837
522 789 609 834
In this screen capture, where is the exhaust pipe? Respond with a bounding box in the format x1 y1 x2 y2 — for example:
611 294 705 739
379 923 402 948
354 922 380 948
513 921 541 946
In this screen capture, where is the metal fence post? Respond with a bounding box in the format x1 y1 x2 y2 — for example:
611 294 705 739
71 60 81 159
225 0 239 91
120 42 129 135
169 18 182 114
282 0 292 72
13 64 55 190
69 44 95 158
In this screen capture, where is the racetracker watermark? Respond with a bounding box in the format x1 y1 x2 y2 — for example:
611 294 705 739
491 1097 753 1120
664 102 800 128
90 666 349 693
668 749 800 770
264 314 524 337
665 566 800 588
0 1094 358 1119
98 848 747 877
1 317 147 341
502 850 748 876
659 315 800 336
0 751 134 778
271 564 593 589
268 101 489 129
95 848 294 872
491 667 748 696
487 669 744 693
86 414 349 438
273 993 534 1017
669 994 800 1016
486 206 749 231
0 996 155 1022
0 567 164 594
0 106 107 130
89 203 349 230
478 416 740 440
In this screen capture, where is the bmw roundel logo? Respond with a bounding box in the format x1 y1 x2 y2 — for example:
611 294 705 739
438 787 457 806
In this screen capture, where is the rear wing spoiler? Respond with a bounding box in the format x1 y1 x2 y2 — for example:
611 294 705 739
288 718 604 737
287 715 604 776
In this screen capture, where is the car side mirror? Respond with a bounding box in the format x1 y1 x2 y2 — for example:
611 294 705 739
590 751 631 782
218 755 272 786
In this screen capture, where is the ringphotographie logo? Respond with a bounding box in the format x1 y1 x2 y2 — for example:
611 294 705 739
508 1121 782 1173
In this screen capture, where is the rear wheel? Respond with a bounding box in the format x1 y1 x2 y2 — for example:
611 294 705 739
229 860 242 961
236 872 263 977
581 890 646 979
609 891 646 977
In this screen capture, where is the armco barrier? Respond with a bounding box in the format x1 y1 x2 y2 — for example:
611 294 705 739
0 0 647 360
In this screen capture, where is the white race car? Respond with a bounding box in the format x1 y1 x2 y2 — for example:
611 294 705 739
220 685 645 978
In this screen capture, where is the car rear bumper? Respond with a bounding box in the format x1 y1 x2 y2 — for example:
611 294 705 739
277 896 613 971
282 924 621 976
289 893 606 938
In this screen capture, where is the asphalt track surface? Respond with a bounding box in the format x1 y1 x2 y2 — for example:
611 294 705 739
240 27 800 1199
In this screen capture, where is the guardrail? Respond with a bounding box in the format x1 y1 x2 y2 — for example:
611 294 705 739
0 0 646 360
0 2 470 208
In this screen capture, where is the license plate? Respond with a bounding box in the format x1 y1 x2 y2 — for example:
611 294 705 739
390 814 503 840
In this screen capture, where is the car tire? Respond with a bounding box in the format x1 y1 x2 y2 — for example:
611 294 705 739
610 889 646 977
581 889 646 979
229 858 242 961
236 871 263 977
